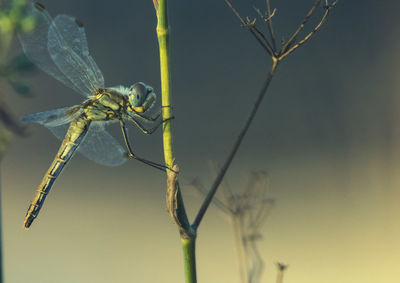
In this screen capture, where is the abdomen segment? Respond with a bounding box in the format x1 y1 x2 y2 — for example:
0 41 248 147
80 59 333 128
24 117 90 228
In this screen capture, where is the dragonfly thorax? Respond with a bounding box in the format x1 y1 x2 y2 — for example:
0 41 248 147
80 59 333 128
128 82 156 113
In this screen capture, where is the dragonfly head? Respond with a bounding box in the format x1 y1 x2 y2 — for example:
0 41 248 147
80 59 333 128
128 82 156 113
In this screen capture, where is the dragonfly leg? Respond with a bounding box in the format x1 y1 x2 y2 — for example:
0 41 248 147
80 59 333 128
138 105 173 121
119 120 175 172
134 109 161 122
127 115 174 135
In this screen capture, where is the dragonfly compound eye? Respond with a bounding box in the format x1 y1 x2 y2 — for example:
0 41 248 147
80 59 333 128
129 82 148 107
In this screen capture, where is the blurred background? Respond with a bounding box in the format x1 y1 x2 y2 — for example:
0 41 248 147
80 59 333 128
1 0 400 282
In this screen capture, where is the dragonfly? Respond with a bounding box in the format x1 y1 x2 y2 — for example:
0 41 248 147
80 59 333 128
18 2 170 229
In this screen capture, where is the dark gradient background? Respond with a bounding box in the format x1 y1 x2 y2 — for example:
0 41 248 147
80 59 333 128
2 0 400 282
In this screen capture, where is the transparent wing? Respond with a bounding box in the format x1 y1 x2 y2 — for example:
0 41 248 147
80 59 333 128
46 121 126 167
20 106 81 127
77 122 127 166
18 3 104 97
18 4 82 95
48 15 104 95
53 15 104 90
22 106 127 166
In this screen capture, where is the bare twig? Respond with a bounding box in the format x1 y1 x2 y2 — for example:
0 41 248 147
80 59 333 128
249 18 274 52
191 168 274 283
192 61 277 230
232 215 248 283
276 263 288 283
265 0 277 50
225 0 275 56
225 0 336 62
278 1 337 60
254 6 276 28
191 169 274 283
254 3 277 53
189 178 232 214
246 237 264 283
280 0 321 54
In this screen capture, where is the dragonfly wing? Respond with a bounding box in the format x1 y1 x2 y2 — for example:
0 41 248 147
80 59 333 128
22 108 126 166
48 15 104 96
47 123 70 141
20 106 82 127
46 122 127 166
53 15 104 90
18 3 83 95
76 122 127 166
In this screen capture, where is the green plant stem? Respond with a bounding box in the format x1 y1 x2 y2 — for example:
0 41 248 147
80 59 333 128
156 3 174 167
181 238 197 283
154 1 196 282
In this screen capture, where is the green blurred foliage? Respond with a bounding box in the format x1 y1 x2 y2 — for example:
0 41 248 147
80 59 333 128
0 0 35 38
0 0 37 155
1 53 35 96
0 0 36 95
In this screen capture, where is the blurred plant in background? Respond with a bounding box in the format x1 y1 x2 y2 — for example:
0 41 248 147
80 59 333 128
0 0 35 281
191 166 277 283
0 0 36 157
275 262 288 283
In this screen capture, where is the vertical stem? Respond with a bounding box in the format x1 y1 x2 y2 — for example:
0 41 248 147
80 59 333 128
154 1 196 282
232 215 247 283
275 264 287 283
276 269 284 283
181 238 197 283
156 0 174 168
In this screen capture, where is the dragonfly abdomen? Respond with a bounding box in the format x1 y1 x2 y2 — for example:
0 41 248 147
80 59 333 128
24 117 91 228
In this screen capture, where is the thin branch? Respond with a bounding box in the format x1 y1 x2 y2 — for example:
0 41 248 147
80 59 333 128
193 168 273 282
208 161 242 213
247 238 264 283
232 215 247 283
279 1 337 61
251 199 274 230
248 18 272 49
265 0 277 50
254 6 276 29
253 3 277 53
192 60 278 230
276 263 289 283
280 0 322 55
189 178 232 214
225 0 275 56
